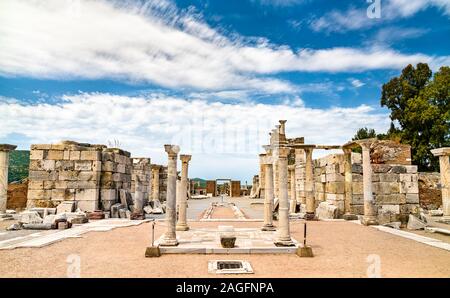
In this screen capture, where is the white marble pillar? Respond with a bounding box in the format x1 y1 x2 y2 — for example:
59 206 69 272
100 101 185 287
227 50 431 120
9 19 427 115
176 154 191 231
360 142 378 225
261 155 276 231
0 144 16 214
151 165 161 201
304 147 315 220
431 148 450 218
258 154 266 199
133 176 145 213
274 147 294 246
272 145 279 199
288 165 297 213
160 145 180 246
343 148 358 220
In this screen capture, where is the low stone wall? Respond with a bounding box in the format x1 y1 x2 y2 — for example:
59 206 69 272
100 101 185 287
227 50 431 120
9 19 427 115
418 172 442 210
131 158 152 205
27 141 132 212
312 152 419 222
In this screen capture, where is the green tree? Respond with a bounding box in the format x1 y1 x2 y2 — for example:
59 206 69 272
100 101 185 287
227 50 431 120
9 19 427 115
352 127 376 140
381 64 450 171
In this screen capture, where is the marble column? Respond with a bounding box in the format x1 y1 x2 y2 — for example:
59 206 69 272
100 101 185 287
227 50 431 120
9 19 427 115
261 154 276 231
360 142 378 225
0 144 16 214
258 154 266 199
151 165 161 201
304 147 315 220
288 165 297 213
294 148 306 206
343 148 358 220
133 176 145 213
431 148 450 218
272 145 279 199
176 154 191 231
279 120 287 135
274 147 294 246
160 145 180 246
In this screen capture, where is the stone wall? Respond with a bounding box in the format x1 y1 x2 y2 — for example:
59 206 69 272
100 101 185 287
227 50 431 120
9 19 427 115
418 172 442 210
312 152 419 222
131 158 152 205
27 141 132 212
7 179 28 210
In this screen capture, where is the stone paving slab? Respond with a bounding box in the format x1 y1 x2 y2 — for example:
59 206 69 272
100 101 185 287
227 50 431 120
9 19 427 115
0 219 149 250
156 227 299 254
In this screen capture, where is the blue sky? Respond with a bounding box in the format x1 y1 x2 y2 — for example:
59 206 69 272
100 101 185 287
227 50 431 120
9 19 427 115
0 0 449 182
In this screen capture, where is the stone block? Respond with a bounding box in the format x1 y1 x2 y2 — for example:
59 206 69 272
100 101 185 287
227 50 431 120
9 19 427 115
314 192 325 202
59 170 80 181
63 150 70 160
399 173 417 183
406 214 427 230
376 194 406 204
75 189 99 201
30 150 46 160
76 200 98 212
400 181 419 194
78 171 99 181
80 150 101 161
378 173 398 182
69 151 81 160
400 204 420 215
29 159 55 171
351 153 362 164
352 182 363 195
56 201 76 213
27 189 52 200
352 173 363 182
352 195 364 205
404 165 418 173
19 211 43 224
316 201 337 219
51 189 75 201
373 182 400 194
325 193 344 201
350 204 364 215
406 194 419 204
29 170 58 181
92 161 101 172
351 164 363 174
390 166 407 174
74 161 92 171
47 150 64 160
325 182 345 194
326 173 344 182
55 160 75 171
117 164 126 174
371 164 391 173
28 181 44 190
31 144 52 150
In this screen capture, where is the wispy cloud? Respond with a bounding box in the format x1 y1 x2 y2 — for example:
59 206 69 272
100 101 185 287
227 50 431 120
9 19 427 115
349 78 365 88
310 0 450 33
1 92 389 180
0 0 448 96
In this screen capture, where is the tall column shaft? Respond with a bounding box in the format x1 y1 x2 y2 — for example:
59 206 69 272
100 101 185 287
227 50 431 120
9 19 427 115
343 149 357 220
304 148 315 220
289 165 297 213
274 147 294 246
152 166 160 201
262 157 276 231
361 144 377 225
0 144 15 214
432 148 450 217
176 155 191 231
161 145 180 246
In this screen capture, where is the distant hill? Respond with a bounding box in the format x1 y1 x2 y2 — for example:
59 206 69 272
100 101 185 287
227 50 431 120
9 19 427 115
191 177 206 188
9 150 30 183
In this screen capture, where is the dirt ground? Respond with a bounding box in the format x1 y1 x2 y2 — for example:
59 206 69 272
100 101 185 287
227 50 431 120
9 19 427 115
1 220 449 278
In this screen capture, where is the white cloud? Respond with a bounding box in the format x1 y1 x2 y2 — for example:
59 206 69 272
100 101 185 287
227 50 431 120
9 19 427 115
310 0 450 33
349 79 365 88
0 92 389 180
0 0 448 95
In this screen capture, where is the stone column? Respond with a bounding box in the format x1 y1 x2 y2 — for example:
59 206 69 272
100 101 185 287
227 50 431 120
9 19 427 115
176 154 191 231
272 146 279 199
343 148 358 220
294 148 306 206
258 154 266 199
0 144 16 214
304 147 315 220
151 165 161 201
360 142 378 225
288 165 297 213
160 145 180 246
431 148 450 218
279 120 287 135
261 155 276 231
274 147 294 246
133 176 145 213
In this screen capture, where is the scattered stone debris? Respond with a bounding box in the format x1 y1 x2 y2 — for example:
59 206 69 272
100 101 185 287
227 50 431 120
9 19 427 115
425 227 450 236
429 209 444 217
382 222 401 229
22 223 52 230
88 210 105 220
56 201 75 214
19 211 43 224
407 214 428 230
6 223 22 231
316 202 337 220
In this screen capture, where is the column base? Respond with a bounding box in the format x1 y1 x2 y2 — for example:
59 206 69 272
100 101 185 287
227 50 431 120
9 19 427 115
176 224 189 231
296 246 314 257
261 224 276 231
145 246 161 257
305 212 315 220
343 213 358 220
159 236 179 246
274 238 296 247
362 215 378 226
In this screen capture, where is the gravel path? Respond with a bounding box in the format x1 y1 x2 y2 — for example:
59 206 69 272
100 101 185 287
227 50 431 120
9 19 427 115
1 220 449 277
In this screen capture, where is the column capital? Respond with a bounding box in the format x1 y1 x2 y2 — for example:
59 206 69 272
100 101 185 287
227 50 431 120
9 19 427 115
278 147 291 158
180 154 192 163
431 147 450 157
151 164 162 171
260 155 273 165
342 147 352 154
288 164 296 171
279 120 287 125
164 144 180 157
0 144 16 152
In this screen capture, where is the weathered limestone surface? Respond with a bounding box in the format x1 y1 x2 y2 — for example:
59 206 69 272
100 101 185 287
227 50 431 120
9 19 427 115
431 148 450 217
176 154 191 231
261 154 275 231
0 144 17 213
131 158 152 208
418 172 442 210
160 145 180 246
